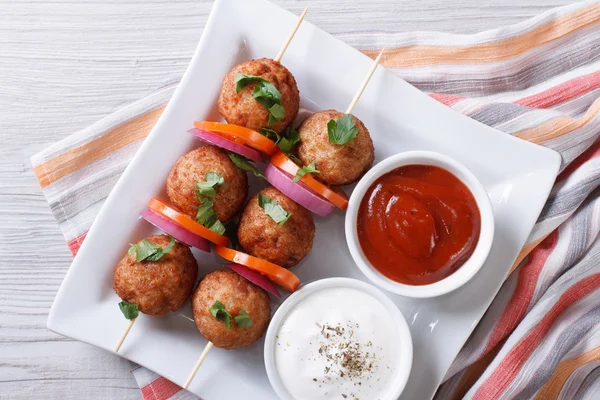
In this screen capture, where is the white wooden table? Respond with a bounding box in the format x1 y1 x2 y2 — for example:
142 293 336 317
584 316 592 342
0 0 576 398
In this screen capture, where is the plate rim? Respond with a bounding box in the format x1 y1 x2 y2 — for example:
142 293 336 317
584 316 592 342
46 0 563 398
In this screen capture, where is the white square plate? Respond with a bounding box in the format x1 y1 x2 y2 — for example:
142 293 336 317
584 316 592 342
47 0 561 399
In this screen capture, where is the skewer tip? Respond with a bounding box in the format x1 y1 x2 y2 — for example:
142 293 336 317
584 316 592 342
114 318 136 353
345 48 386 115
274 4 310 63
182 341 215 390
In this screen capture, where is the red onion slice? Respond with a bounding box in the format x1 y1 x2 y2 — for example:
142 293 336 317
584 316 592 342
140 208 211 252
265 163 335 217
227 263 281 297
188 128 264 163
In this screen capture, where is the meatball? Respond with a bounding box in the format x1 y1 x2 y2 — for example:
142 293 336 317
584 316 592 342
192 269 270 350
297 110 374 186
218 58 300 134
114 235 198 316
238 187 315 268
166 145 248 222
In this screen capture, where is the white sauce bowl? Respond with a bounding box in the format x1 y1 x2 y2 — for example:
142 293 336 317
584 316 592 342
264 278 413 400
345 151 495 298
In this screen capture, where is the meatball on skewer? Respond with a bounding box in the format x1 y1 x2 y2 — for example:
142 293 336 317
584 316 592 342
193 270 270 349
296 49 384 186
217 6 308 134
219 58 300 134
238 187 315 268
113 234 198 352
167 145 248 223
183 269 271 389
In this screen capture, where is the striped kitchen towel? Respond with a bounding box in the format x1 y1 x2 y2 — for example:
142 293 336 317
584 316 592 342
31 0 600 398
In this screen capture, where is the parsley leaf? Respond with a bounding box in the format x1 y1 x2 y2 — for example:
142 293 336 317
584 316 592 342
227 152 267 180
234 73 285 126
252 80 282 102
327 114 359 145
260 126 300 153
127 236 175 262
195 174 226 236
293 161 319 182
209 301 231 330
288 153 303 166
118 301 139 320
206 219 226 235
267 103 285 126
195 197 226 235
196 197 216 225
258 193 292 225
235 74 269 93
258 128 281 143
234 310 253 328
196 172 225 198
277 125 300 153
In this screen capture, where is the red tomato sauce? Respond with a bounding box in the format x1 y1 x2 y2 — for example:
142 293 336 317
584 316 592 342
357 165 480 285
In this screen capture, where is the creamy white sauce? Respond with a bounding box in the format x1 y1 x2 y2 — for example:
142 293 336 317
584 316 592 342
274 287 402 400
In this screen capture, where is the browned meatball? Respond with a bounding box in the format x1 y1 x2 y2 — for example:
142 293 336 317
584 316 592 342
114 235 198 316
192 269 270 350
238 187 315 268
297 110 374 186
218 58 300 134
166 145 248 222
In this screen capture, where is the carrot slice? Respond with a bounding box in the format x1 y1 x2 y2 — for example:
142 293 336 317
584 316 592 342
269 150 349 210
147 198 228 246
194 121 277 156
214 246 300 292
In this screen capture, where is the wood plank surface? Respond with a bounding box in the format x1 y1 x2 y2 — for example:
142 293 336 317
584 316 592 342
0 0 576 398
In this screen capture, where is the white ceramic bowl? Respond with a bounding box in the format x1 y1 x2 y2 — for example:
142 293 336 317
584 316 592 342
264 278 413 400
345 151 495 298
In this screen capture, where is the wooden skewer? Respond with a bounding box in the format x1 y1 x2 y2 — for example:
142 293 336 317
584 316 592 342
345 48 386 115
114 318 136 352
274 5 310 63
182 341 214 389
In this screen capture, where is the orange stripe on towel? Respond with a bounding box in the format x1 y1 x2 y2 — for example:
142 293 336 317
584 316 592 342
362 3 600 68
34 106 165 189
514 98 600 144
475 274 600 398
534 345 600 400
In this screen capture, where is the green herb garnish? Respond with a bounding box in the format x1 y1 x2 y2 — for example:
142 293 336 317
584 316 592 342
196 197 216 225
267 103 285 126
260 125 300 154
234 310 253 328
196 171 225 198
206 219 226 235
258 193 292 225
128 236 175 262
227 152 267 180
195 172 226 235
209 302 252 329
235 74 269 93
209 301 232 330
195 197 226 235
277 125 300 153
234 73 285 126
288 153 303 166
327 114 359 145
258 128 281 143
118 301 139 320
293 161 319 182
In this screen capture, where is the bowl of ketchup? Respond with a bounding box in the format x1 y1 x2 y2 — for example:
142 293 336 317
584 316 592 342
345 151 494 298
